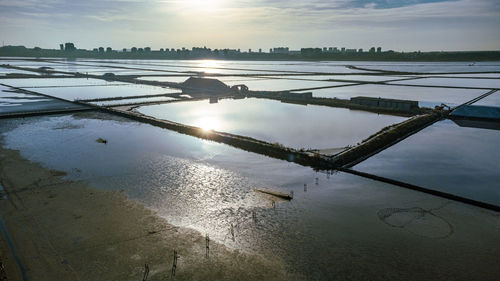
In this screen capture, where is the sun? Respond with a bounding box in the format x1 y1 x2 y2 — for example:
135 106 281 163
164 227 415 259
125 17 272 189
178 0 224 11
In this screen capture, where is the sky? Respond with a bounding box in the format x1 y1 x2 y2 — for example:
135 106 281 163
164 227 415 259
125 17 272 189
0 0 499 51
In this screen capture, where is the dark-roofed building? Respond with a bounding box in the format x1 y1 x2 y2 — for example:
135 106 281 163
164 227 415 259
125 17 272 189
181 77 231 95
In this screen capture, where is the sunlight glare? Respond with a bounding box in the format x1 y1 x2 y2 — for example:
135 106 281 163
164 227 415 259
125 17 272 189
196 117 221 132
178 0 225 12
199 60 220 73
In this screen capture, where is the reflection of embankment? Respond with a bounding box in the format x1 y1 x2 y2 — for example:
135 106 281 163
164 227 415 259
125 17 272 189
105 104 442 172
333 113 442 167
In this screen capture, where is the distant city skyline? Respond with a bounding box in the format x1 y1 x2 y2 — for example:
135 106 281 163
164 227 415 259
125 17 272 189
1 0 499 51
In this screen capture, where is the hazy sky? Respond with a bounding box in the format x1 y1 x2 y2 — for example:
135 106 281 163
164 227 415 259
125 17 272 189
1 0 499 51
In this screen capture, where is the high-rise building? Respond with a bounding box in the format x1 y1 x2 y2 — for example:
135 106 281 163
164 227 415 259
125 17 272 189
272 47 289 54
64 42 76 51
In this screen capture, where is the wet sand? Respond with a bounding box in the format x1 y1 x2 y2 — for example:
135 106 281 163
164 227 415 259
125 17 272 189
0 147 290 280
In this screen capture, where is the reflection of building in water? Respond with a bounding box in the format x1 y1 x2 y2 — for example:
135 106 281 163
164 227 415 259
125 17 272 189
209 96 218 104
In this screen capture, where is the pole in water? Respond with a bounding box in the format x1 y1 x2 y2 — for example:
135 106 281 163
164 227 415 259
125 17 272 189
170 250 179 280
205 234 210 259
142 263 149 281
304 184 307 192
230 223 235 241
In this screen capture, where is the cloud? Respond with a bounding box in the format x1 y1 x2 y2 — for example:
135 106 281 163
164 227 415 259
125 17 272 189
0 0 498 50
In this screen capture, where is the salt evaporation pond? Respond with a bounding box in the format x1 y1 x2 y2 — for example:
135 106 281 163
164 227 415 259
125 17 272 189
136 97 406 149
1 112 497 280
2 77 125 88
354 119 500 206
426 73 500 78
136 75 269 84
0 67 41 76
472 91 500 107
390 77 500 89
349 62 500 73
303 84 488 107
13 84 179 101
0 85 86 114
91 96 179 107
267 74 402 82
84 59 375 74
234 79 348 91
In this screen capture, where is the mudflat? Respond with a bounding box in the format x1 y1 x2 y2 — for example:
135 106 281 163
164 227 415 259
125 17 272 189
0 147 289 281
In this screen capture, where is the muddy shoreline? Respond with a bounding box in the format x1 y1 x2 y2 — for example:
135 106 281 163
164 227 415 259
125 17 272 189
0 145 291 280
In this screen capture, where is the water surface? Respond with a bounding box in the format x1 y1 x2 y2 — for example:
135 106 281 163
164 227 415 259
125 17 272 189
2 78 124 88
390 77 500 89
354 119 500 206
472 91 500 107
1 113 497 280
303 84 487 107
136 97 406 149
19 84 178 101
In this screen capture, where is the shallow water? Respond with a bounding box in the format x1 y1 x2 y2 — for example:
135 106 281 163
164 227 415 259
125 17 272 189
1 78 124 88
350 61 500 73
267 74 403 82
0 67 41 76
82 59 374 74
0 85 85 114
390 77 500 89
1 113 498 280
354 119 500 206
303 84 487 107
91 96 179 106
1 59 500 278
16 84 179 101
426 73 500 78
240 79 350 91
136 97 406 149
472 91 500 107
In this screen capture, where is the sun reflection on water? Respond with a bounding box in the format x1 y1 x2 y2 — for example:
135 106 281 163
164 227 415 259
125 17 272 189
198 60 220 74
196 116 222 131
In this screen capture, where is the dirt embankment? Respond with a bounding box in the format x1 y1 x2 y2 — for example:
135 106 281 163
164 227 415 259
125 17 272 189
0 146 291 281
